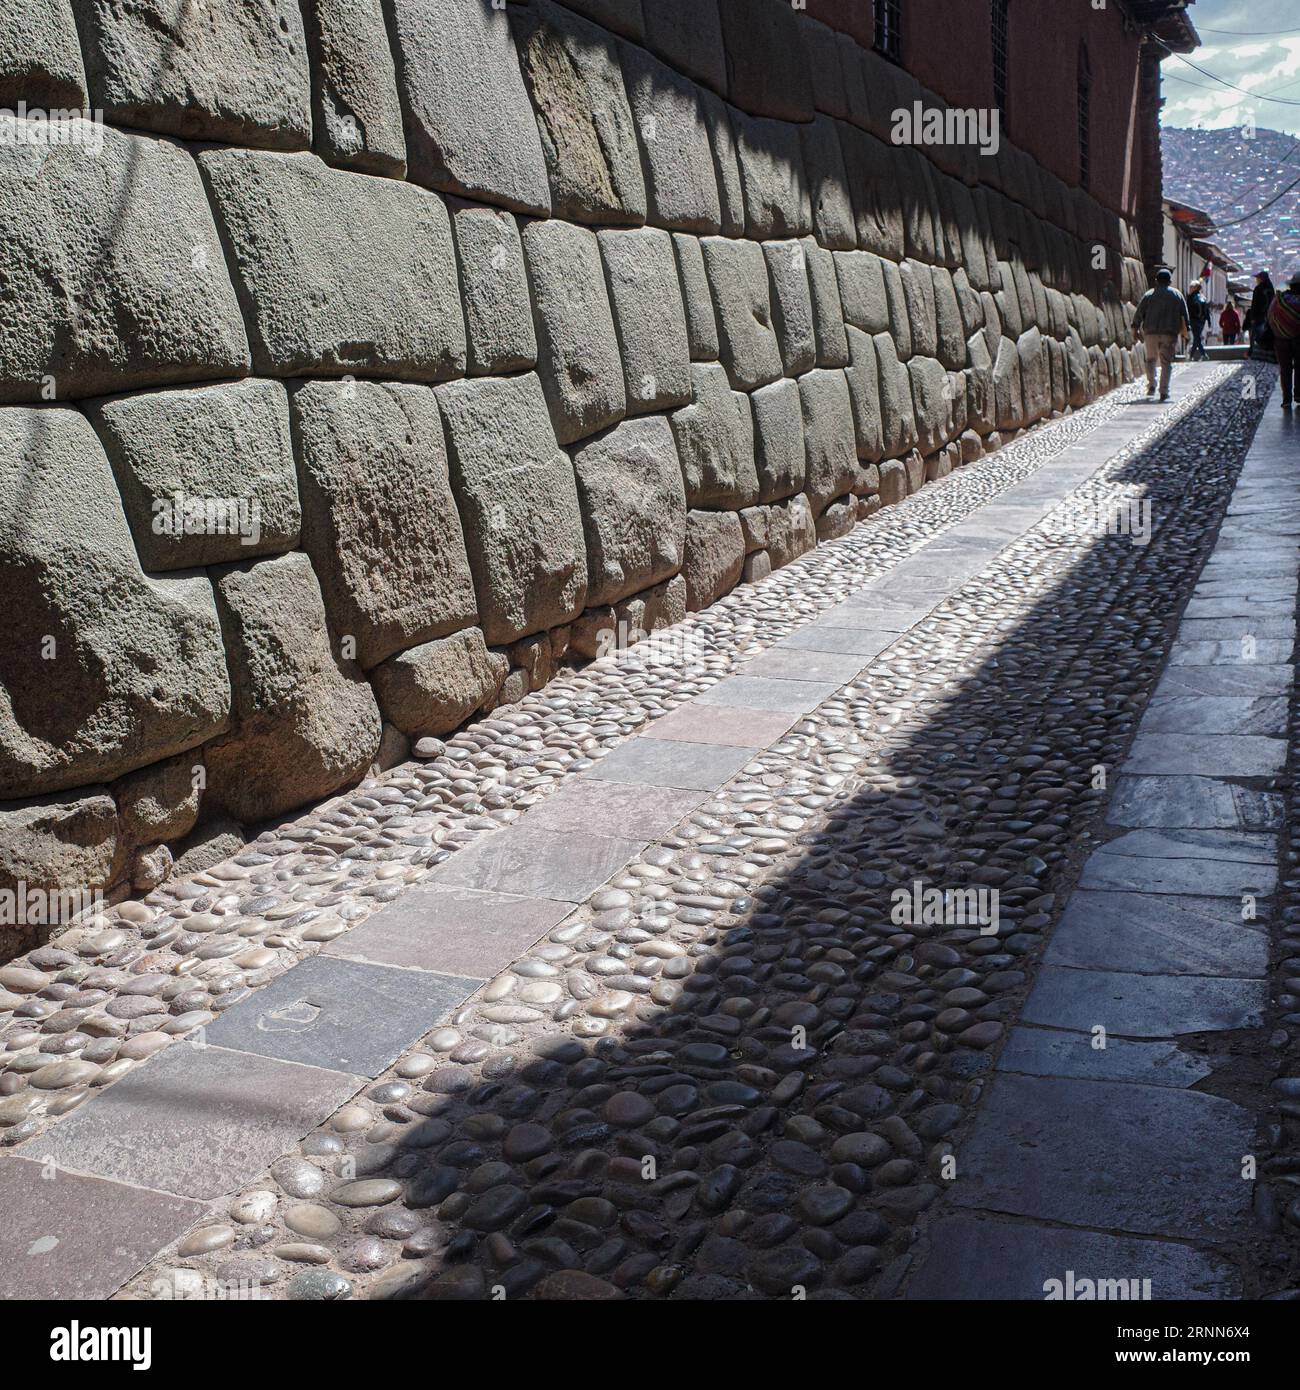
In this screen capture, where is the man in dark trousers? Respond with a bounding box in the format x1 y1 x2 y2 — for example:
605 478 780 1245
1246 270 1275 356
1133 269 1190 401
1187 282 1210 360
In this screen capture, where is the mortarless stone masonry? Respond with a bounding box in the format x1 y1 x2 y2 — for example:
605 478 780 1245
0 0 1152 955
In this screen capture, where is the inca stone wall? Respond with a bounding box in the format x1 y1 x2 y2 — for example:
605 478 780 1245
0 0 1148 958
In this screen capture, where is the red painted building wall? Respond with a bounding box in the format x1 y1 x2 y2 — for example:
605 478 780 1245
806 0 1156 227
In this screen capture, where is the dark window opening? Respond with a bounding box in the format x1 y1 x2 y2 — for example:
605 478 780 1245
1078 44 1092 188
992 0 1011 118
876 0 903 64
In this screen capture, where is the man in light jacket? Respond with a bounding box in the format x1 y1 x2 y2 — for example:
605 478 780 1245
1133 268 1190 401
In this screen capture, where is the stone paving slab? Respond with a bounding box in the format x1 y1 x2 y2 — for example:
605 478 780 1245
324 885 573 979
517 777 709 840
1080 844 1277 897
0 1156 208 1300
1045 889 1268 977
691 673 842 714
24 1044 360 1199
1097 827 1276 864
742 646 871 684
203 954 480 1076
947 1073 1254 1239
1122 731 1287 778
997 1024 1220 1088
1155 663 1293 697
773 625 898 656
645 703 797 746
1022 963 1265 1037
424 820 648 895
1169 641 1294 666
583 734 759 789
1139 694 1288 736
1108 774 1283 831
907 1214 1239 1301
1178 617 1296 642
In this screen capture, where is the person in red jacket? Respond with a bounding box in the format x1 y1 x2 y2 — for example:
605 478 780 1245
1219 302 1242 346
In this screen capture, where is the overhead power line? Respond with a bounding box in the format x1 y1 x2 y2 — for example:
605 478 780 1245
1212 173 1300 229
1198 26 1300 37
1170 52 1300 105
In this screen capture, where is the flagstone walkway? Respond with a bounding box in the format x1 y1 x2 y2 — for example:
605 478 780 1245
2 362 1295 1302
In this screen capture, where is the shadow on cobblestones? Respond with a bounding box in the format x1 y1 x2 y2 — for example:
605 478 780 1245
128 367 1285 1302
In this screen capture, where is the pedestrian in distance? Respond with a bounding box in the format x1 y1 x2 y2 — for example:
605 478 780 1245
1266 273 1300 409
1246 269 1275 359
1132 268 1190 402
1187 282 1210 360
1219 301 1242 346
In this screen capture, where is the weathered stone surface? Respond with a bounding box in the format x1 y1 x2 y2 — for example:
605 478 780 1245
932 267 968 371
523 219 626 445
573 416 687 606
0 408 231 800
731 112 812 240
1018 326 1051 422
0 0 86 106
74 0 311 148
450 201 537 376
750 378 806 504
89 380 299 571
0 789 118 899
882 258 913 360
834 251 890 336
385 0 550 214
513 0 645 226
371 629 506 739
908 356 954 458
436 373 588 644
553 0 644 39
838 125 905 261
641 0 726 94
805 242 849 368
292 381 478 669
672 235 720 361
899 146 941 263
815 495 856 541
716 0 813 122
114 754 201 845
844 327 884 463
993 336 1026 431
669 364 759 510
621 42 721 234
682 510 744 611
204 553 380 823
873 333 920 459
899 259 939 361
700 237 783 391
701 91 745 238
0 123 249 405
598 228 692 414
200 148 465 381
767 493 816 569
799 17 849 121
877 458 907 506
966 331 997 435
301 0 406 176
799 368 857 514
799 116 855 251
762 241 816 379
172 818 245 877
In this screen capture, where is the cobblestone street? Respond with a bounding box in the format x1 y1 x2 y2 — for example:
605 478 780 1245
3 361 1297 1302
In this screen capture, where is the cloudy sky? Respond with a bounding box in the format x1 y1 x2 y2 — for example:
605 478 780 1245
1161 0 1300 136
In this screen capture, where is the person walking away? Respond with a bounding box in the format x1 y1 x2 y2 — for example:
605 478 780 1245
1266 273 1300 408
1219 302 1242 346
1246 270 1275 356
1133 269 1190 401
1187 283 1210 360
